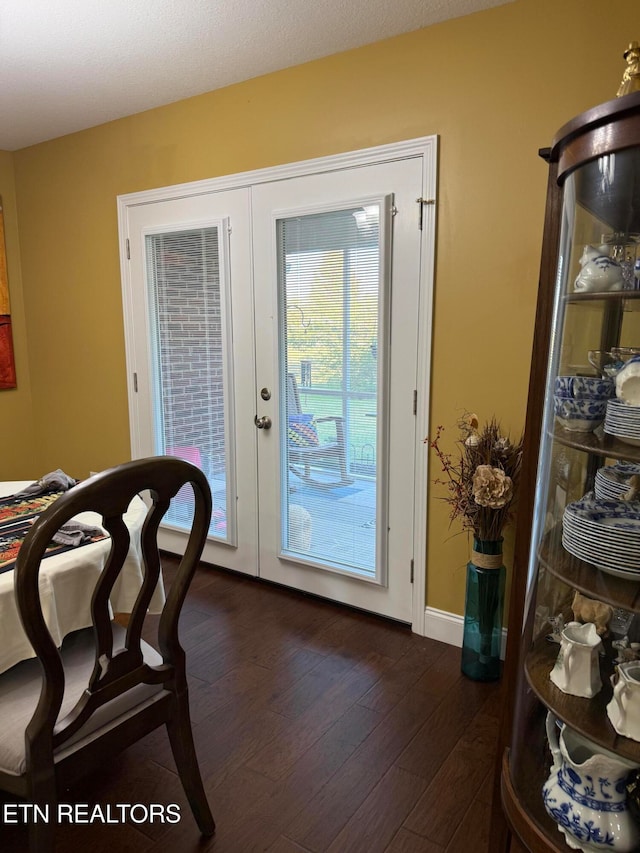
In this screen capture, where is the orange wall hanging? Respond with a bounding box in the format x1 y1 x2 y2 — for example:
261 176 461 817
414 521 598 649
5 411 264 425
0 197 16 389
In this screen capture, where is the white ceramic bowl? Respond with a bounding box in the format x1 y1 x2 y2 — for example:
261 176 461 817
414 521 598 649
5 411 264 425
616 357 640 406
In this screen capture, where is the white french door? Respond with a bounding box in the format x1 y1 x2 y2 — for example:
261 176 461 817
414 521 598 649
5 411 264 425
251 159 422 622
119 139 436 626
124 189 259 575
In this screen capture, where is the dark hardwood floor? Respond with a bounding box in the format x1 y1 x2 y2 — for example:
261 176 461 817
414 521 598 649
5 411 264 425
1 556 503 852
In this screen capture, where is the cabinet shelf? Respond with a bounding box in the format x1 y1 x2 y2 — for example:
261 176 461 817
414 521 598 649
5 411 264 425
552 425 640 463
539 524 640 612
501 747 565 853
525 636 640 763
562 291 640 305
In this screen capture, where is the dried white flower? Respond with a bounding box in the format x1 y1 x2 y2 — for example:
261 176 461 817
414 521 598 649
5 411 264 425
472 465 513 509
466 413 479 431
465 432 481 447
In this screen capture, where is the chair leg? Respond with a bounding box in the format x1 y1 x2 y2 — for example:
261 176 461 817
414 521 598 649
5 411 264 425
28 777 56 853
336 449 353 485
28 816 55 853
334 421 354 485
166 695 215 836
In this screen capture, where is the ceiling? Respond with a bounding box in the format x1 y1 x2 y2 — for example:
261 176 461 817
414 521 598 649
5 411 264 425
0 0 512 151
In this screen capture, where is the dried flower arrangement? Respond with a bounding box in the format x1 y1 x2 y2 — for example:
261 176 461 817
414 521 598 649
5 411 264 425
428 413 524 543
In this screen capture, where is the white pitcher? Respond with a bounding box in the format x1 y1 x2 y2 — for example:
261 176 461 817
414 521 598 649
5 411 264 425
550 621 602 698
543 713 640 852
608 662 640 742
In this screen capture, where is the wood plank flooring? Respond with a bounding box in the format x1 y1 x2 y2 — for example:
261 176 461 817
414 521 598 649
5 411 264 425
0 556 503 852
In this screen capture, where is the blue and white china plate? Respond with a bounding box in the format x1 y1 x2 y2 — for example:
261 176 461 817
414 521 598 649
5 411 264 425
608 398 640 412
564 498 640 522
595 463 640 500
561 532 640 574
604 421 640 432
562 532 640 561
605 399 640 420
563 528 640 549
563 514 640 541
604 399 640 443
562 495 640 574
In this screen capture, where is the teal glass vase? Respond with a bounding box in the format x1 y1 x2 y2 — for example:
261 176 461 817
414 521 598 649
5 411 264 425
460 537 506 682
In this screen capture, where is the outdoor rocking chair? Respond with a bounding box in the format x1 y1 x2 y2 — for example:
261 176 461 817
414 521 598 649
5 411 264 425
286 373 354 489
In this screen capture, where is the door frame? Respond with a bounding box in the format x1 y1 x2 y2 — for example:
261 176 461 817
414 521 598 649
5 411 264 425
117 135 437 635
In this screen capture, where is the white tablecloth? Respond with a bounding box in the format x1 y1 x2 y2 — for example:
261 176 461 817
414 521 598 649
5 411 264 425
0 481 165 674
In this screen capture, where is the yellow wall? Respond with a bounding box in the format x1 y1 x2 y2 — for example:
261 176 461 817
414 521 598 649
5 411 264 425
5 0 638 614
0 150 35 477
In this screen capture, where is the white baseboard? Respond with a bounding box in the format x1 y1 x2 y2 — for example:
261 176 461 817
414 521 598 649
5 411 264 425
424 606 507 659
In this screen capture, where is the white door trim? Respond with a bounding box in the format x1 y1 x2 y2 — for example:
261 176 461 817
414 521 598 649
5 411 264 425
117 135 437 635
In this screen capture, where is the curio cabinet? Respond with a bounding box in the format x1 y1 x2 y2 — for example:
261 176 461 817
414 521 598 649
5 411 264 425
493 86 640 853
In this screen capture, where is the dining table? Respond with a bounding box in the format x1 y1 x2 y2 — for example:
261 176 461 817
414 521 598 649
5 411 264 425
0 480 165 675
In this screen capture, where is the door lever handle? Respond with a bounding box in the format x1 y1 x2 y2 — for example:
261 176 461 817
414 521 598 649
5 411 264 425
254 415 272 430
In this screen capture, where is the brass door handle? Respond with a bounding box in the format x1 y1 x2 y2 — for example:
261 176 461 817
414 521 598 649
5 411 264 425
254 415 272 430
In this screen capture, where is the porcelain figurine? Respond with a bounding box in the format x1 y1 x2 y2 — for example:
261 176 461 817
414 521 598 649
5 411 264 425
547 613 565 644
550 621 602 698
574 245 625 293
571 591 613 636
583 244 611 263
543 713 640 852
617 41 640 97
612 636 640 665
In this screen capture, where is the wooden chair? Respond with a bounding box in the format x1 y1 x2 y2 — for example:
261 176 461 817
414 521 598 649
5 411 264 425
286 373 354 488
0 456 215 852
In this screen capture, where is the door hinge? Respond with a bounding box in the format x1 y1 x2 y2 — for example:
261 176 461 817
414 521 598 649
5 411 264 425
413 389 417 415
410 559 414 584
133 372 138 393
126 238 130 259
416 197 435 230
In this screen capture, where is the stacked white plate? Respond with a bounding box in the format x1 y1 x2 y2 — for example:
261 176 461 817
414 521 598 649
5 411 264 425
604 398 640 446
595 462 640 500
562 494 640 578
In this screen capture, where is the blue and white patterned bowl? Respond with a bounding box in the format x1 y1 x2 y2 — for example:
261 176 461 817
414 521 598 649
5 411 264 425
554 395 607 431
554 375 615 399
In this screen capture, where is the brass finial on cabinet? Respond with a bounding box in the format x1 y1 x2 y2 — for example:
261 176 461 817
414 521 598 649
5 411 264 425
617 41 640 97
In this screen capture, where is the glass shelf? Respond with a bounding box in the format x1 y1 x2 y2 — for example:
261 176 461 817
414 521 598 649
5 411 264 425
551 425 640 461
538 525 640 612
562 291 640 305
524 636 640 764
